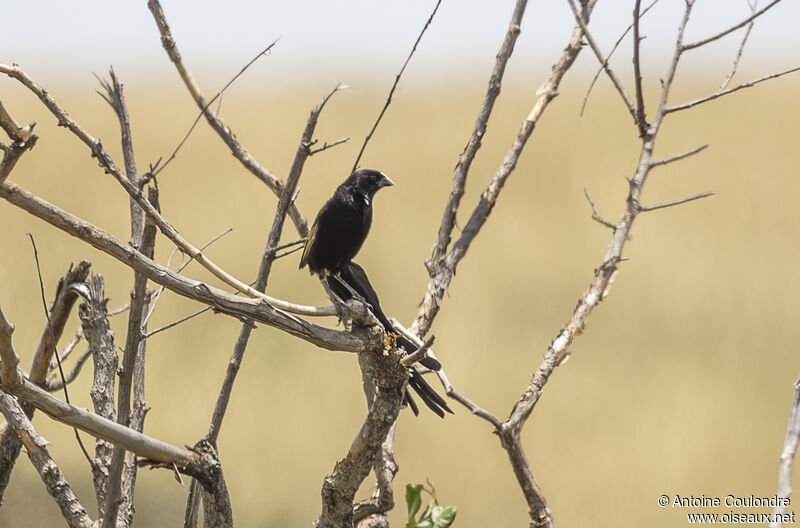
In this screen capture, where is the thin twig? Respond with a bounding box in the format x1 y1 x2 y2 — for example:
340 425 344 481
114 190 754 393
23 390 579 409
400 335 435 367
146 306 210 338
650 144 709 167
583 189 616 229
580 0 659 115
719 0 758 91
351 0 442 172
631 0 648 136
638 191 715 212
143 227 232 327
665 66 800 113
682 0 783 51
566 0 638 126
46 348 92 391
310 137 350 156
148 41 278 181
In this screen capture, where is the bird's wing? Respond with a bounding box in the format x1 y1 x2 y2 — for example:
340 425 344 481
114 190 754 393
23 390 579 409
299 219 318 270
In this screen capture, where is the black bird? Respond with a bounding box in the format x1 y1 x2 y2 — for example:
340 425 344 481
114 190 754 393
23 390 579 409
300 169 452 417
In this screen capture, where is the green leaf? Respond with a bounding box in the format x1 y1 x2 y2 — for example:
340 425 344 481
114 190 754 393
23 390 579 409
433 506 457 528
416 520 433 528
406 484 423 522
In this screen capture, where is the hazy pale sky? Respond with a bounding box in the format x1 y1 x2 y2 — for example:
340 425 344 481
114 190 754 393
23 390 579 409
2 1 798 89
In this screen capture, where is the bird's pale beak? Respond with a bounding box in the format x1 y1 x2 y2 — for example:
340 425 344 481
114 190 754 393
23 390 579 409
379 173 394 188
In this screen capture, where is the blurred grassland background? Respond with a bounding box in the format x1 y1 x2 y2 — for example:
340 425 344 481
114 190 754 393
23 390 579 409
1 49 800 528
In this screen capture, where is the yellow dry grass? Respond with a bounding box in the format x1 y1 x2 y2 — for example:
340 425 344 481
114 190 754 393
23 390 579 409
1 72 799 527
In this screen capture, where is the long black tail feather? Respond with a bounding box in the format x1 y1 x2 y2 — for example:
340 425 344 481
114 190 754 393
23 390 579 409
331 261 451 418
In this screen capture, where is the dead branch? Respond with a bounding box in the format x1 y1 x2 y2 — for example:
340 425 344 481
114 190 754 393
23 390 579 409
317 341 405 528
681 0 783 51
184 83 345 528
0 391 95 528
638 191 714 212
719 0 758 91
29 261 91 386
429 0 528 265
580 0 659 115
770 376 800 528
566 0 638 128
98 68 157 525
0 99 37 183
145 0 308 237
0 179 372 351
664 66 800 114
143 227 233 328
0 260 91 498
412 0 597 339
0 63 316 316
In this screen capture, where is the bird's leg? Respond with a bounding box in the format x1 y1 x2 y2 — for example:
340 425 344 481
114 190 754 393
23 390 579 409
332 272 373 311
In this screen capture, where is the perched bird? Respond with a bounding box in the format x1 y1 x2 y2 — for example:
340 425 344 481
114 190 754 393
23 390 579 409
300 169 451 417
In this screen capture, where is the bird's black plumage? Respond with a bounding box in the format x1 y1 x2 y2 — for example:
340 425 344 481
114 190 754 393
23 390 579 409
300 169 451 418
300 169 393 276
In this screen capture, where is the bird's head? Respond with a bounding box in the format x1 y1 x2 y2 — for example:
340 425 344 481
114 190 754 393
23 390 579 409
346 169 394 199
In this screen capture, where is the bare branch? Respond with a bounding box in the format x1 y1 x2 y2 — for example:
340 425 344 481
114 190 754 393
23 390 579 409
0 63 300 312
650 143 709 167
146 306 210 338
566 0 638 127
0 180 371 351
184 84 345 527
29 261 91 386
682 0 783 51
631 0 649 136
665 66 800 114
447 387 502 429
638 191 714 212
0 99 37 182
399 335 435 368
317 345 405 528
413 2 595 338
310 136 350 156
143 227 233 328
430 0 528 265
145 0 308 237
0 304 195 467
770 376 800 528
148 42 278 181
580 0 659 115
719 0 758 91
0 391 95 528
46 348 92 391
583 189 616 229
352 0 442 172
352 424 397 526
77 275 118 520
